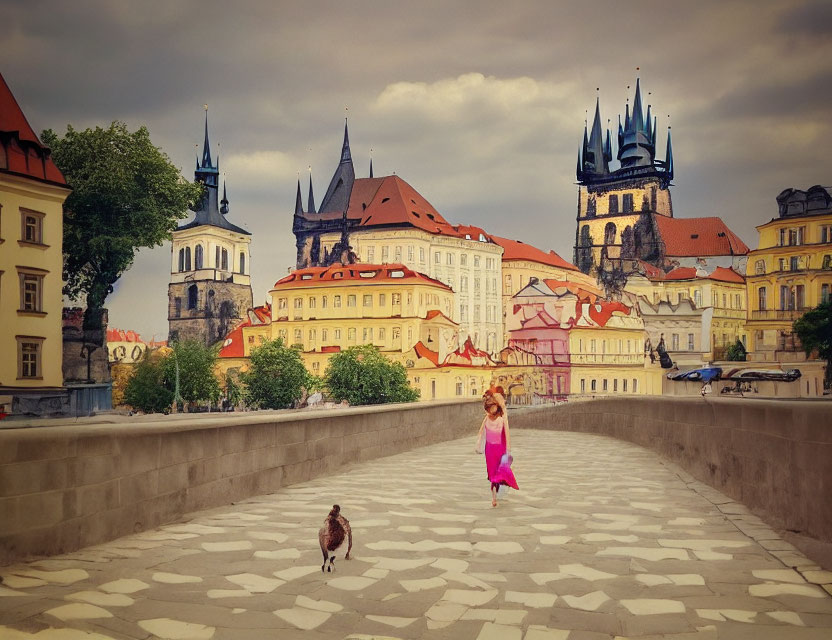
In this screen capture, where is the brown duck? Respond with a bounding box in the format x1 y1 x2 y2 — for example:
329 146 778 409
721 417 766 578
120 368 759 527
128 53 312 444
319 504 352 572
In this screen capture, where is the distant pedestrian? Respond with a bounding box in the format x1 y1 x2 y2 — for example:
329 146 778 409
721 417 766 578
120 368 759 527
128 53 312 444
475 386 518 507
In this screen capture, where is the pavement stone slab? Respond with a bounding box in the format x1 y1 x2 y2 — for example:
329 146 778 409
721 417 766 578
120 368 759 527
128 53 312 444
1 430 831 638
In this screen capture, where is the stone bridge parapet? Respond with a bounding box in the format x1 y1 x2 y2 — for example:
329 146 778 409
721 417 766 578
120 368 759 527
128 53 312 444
0 400 481 565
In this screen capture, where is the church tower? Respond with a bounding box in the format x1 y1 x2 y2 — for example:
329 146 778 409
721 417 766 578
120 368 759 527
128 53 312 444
573 79 674 277
168 110 253 346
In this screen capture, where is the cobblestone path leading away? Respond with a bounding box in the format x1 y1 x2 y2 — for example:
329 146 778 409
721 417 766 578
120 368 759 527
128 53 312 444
2 430 832 640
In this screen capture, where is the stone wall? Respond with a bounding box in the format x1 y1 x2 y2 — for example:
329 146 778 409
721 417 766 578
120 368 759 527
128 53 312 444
0 400 481 566
510 397 832 544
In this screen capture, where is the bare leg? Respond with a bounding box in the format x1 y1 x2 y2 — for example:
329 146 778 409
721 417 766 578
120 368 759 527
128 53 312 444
329 556 336 572
321 548 328 573
491 483 498 507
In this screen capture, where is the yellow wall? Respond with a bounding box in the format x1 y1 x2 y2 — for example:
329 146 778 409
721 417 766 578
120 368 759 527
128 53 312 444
568 327 656 395
626 276 747 358
269 274 456 356
318 227 504 353
500 259 595 343
746 212 832 357
0 172 69 390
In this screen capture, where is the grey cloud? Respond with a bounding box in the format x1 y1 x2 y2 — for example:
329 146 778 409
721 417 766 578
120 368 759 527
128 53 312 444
3 0 830 339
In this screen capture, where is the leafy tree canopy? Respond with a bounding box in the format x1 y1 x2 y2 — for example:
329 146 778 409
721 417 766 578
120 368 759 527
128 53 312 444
124 352 173 414
794 301 832 383
325 344 419 406
725 339 747 362
242 338 309 409
41 122 203 327
161 340 221 407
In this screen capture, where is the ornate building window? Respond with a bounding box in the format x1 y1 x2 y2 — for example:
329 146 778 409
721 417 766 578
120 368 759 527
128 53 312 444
419 247 425 263
408 245 414 261
178 248 185 272
693 289 702 307
239 252 245 274
221 249 229 271
309 297 316 309
194 245 203 270
363 294 372 307
334 295 341 307
395 246 402 262
367 246 375 262
321 329 328 342
348 327 356 341
294 328 302 343
347 295 356 307
187 284 198 310
19 271 44 312
608 195 619 214
474 256 480 267
381 246 389 262
17 337 43 379
622 193 634 213
184 247 192 271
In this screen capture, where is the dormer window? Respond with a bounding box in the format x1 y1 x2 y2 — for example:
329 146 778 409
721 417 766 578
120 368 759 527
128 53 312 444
479 233 487 242
465 234 471 240
381 197 390 203
301 274 313 280
359 270 377 278
389 270 405 278
333 272 343 279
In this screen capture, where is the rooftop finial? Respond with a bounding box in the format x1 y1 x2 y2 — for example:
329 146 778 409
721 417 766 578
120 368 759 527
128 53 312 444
220 176 229 214
294 178 303 216
201 104 212 168
307 166 316 214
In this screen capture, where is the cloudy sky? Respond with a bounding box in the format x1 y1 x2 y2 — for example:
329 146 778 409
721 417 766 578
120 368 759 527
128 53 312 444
3 0 831 339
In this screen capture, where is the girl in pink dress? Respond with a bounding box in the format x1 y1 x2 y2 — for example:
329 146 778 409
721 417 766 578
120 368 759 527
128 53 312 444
476 387 518 507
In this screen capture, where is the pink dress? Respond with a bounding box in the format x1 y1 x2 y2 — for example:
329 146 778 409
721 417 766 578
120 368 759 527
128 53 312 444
483 416 519 490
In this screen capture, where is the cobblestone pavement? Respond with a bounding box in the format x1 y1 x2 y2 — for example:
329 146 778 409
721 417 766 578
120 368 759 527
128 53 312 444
2 430 832 640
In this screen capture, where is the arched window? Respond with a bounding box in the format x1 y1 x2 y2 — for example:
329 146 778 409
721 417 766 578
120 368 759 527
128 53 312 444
194 245 203 270
239 252 245 274
604 222 617 245
187 284 198 310
178 248 185 272
184 247 192 271
758 286 767 311
221 249 229 271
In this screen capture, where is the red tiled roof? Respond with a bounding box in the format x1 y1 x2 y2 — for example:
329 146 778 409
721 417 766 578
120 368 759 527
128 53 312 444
490 235 578 271
106 328 143 343
663 267 698 280
273 263 452 291
425 309 457 324
218 305 270 358
413 341 440 365
0 73 66 186
542 279 604 299
650 265 745 284
655 216 750 257
707 266 746 284
218 325 246 358
348 176 463 237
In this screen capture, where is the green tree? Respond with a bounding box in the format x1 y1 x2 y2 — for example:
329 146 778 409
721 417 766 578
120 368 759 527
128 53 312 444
242 338 309 409
325 344 419 406
124 353 173 413
794 301 832 386
161 340 221 409
725 338 747 362
41 123 203 329
224 371 243 409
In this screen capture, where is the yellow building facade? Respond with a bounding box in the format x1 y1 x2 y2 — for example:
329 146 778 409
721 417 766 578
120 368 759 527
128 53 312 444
626 266 748 360
316 224 503 354
0 73 71 413
746 186 832 361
